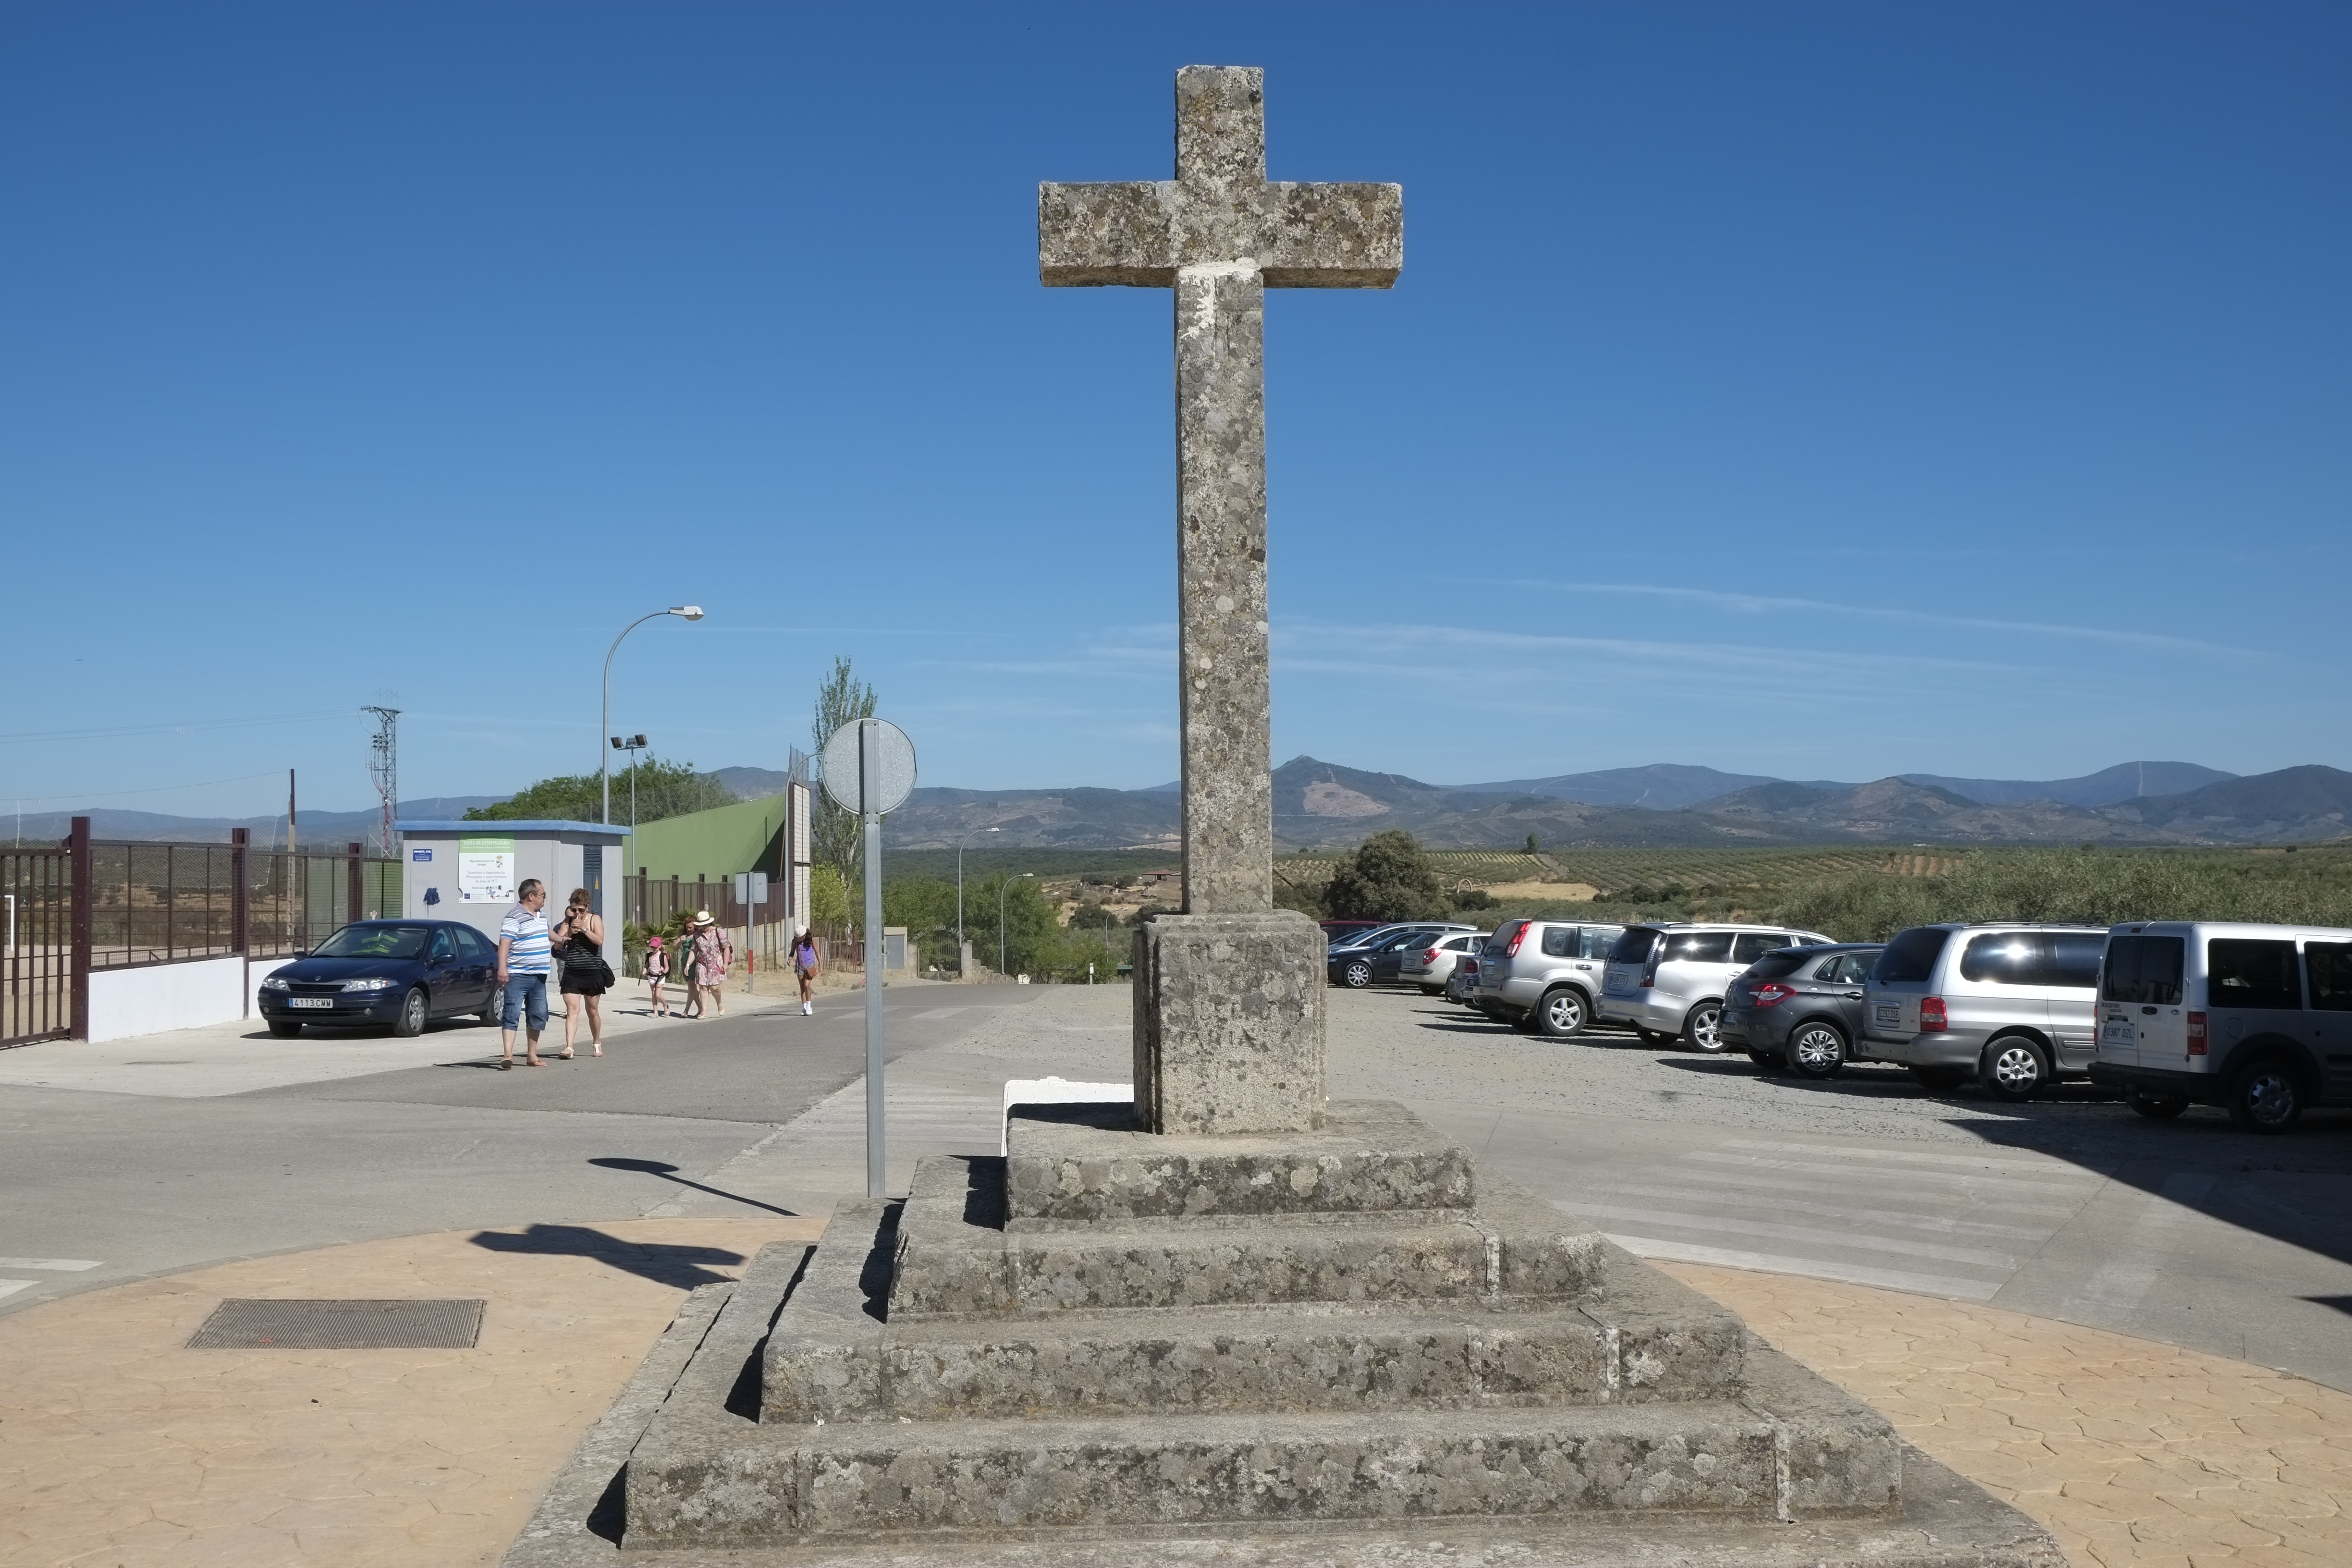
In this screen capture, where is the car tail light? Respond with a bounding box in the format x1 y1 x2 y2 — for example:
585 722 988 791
1751 982 1792 1008
1505 923 1531 957
1920 996 1948 1031
1640 943 1661 988
2186 1011 2207 1055
1421 947 1441 965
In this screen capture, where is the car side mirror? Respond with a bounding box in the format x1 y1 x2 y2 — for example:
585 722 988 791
291 949 308 959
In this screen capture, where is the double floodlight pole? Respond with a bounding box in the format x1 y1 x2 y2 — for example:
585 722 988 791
601 607 703 824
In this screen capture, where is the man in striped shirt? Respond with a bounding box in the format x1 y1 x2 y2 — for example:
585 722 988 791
497 880 553 1068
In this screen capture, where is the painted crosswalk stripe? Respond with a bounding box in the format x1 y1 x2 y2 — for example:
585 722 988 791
1681 1149 2100 1199
1602 1234 2005 1302
0 1280 36 1300
1718 1137 2110 1179
0 1257 103 1271
1590 1179 2056 1243
1569 1202 2023 1270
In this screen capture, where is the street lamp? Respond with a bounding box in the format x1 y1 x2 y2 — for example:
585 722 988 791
602 607 702 823
956 825 1000 979
998 871 1034 980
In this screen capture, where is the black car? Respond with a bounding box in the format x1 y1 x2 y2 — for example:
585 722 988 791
256 919 502 1038
1721 943 1884 1077
1326 923 1475 989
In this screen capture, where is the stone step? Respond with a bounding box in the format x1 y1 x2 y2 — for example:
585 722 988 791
1004 1099 1475 1225
631 1348 1901 1545
888 1153 1605 1320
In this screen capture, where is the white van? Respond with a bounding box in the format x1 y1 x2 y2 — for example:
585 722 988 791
2089 921 2352 1133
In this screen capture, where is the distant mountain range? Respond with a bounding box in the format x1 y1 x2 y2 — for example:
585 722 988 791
18 759 2351 851
873 757 2352 851
5 797 501 848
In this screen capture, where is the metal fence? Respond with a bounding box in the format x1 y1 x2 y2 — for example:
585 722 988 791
1 846 72 1047
0 819 404 1048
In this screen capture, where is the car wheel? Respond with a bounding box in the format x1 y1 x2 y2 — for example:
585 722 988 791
266 1020 302 1039
1747 1050 1785 1072
1340 959 1374 989
1908 1065 1967 1094
2226 1058 2303 1134
479 984 504 1024
1680 1003 1725 1053
1537 988 1590 1038
2127 1088 2190 1120
1981 1037 2049 1102
1788 1021 1848 1079
391 986 429 1038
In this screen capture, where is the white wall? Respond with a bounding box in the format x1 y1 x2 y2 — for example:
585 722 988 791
88 956 254 1044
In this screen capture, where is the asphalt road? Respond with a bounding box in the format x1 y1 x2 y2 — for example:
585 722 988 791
0 984 1054 1313
7 978 2349 1393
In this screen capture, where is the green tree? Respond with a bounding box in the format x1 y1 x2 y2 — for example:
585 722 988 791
465 755 735 824
1323 830 1448 922
1524 833 1541 854
967 873 1059 977
882 877 959 971
810 655 878 892
808 863 850 933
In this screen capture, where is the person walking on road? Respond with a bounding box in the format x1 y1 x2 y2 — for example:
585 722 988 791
793 928 819 1016
643 934 672 1017
495 880 553 1068
683 911 733 1019
553 888 607 1058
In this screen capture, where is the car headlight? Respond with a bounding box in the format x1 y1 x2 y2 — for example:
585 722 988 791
260 976 290 992
343 977 396 992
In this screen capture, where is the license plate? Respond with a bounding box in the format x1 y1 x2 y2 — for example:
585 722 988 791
288 997 335 1009
1873 1004 1901 1027
2101 1020 2135 1044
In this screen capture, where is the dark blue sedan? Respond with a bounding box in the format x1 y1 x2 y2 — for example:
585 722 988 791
257 920 502 1038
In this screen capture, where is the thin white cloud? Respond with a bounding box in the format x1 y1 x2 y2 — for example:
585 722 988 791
1478 579 2253 658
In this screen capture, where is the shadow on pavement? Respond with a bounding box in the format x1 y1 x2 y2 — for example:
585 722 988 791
587 1156 801 1217
468 1222 747 1287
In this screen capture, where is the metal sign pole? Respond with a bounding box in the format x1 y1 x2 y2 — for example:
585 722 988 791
860 720 887 1199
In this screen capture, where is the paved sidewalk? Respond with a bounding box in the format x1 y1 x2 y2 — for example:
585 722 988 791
1661 1262 2352 1568
5 1220 2345 1566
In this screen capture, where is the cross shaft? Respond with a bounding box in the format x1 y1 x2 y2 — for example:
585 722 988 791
1039 66 1401 914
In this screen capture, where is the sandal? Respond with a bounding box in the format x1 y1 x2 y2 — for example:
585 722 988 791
559 1048 574 1059
498 1059 512 1071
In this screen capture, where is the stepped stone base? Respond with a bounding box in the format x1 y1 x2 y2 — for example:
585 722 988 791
501 1100 2061 1567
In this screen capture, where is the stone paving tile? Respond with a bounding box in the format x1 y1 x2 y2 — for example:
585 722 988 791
0 1216 819 1568
1661 1261 2352 1568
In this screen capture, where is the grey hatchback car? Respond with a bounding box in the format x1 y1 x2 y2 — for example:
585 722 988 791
1721 944 1884 1077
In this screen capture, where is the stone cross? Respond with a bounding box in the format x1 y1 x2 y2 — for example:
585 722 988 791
1040 65 1401 916
1041 68 1401 1136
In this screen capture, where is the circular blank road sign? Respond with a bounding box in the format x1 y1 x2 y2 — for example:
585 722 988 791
821 718 917 817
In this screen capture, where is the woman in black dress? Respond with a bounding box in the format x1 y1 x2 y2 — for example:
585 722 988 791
552 888 607 1058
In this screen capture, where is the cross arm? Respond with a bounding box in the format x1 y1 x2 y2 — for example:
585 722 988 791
1039 181 1178 286
1258 182 1403 289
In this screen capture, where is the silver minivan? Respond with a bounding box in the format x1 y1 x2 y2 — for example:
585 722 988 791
2090 921 2352 1133
1599 923 1834 1052
1860 923 2106 1100
1473 919 1627 1036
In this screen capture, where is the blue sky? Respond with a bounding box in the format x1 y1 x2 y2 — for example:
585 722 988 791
3 1 2347 818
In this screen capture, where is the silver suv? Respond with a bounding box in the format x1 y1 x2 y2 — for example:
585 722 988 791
1861 923 2105 1100
1599 923 1834 1051
1473 919 1626 1036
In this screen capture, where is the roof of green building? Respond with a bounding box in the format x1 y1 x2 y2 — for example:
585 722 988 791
627 794 787 882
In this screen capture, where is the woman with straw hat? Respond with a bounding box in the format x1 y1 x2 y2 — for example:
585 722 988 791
683 910 733 1019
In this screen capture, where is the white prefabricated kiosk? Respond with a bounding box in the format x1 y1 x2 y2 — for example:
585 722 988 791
395 819 628 974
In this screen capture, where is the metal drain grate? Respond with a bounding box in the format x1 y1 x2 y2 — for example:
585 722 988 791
188 1298 485 1349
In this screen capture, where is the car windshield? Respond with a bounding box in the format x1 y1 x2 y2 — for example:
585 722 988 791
312 924 431 959
1743 952 1810 980
1875 927 1950 984
1610 927 1664 964
1337 925 1407 949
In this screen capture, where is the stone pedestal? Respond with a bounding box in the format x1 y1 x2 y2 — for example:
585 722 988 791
1130 911 1324 1135
583 1101 2064 1567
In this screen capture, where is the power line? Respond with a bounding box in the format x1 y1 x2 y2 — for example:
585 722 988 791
363 705 400 857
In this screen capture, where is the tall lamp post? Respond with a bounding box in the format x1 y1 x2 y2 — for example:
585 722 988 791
998 871 1034 980
955 825 1000 978
602 607 703 823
